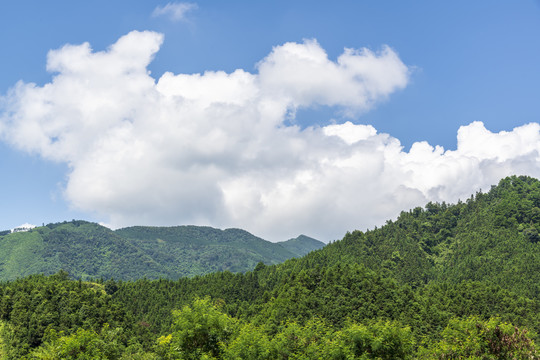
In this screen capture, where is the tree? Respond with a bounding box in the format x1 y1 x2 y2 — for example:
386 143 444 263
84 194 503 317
156 297 237 360
419 316 539 359
342 320 414 360
223 323 271 360
267 318 348 360
29 325 124 360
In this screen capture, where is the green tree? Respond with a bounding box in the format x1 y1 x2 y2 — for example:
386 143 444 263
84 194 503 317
28 324 124 360
267 318 349 359
156 297 237 360
419 316 539 359
342 320 414 359
223 323 271 360
0 320 9 358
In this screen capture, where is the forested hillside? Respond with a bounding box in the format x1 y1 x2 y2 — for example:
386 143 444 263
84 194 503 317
1 175 539 359
277 235 324 256
0 223 324 281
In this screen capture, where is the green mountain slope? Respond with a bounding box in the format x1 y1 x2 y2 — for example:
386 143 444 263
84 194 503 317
0 221 168 280
0 230 46 280
114 225 318 275
0 222 325 281
277 234 325 257
304 175 540 298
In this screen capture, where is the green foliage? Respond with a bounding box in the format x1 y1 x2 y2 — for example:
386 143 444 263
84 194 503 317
309 175 540 299
27 324 158 360
156 301 413 360
277 235 325 257
0 320 11 358
419 316 539 359
250 263 421 331
0 272 124 359
28 325 124 359
264 319 345 359
342 320 414 359
415 281 540 338
156 297 237 360
0 223 324 281
0 230 48 280
223 323 271 360
115 226 323 276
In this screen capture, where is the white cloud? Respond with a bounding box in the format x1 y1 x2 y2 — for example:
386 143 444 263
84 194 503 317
152 2 197 22
11 223 36 233
1 31 539 242
257 40 409 115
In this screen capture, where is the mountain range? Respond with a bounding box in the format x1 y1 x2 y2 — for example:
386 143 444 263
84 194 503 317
0 222 324 281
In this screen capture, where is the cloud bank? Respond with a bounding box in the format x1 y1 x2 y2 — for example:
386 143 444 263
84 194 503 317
1 31 539 241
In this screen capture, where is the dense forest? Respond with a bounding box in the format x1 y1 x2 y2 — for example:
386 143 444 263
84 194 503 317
1 175 540 359
0 224 324 280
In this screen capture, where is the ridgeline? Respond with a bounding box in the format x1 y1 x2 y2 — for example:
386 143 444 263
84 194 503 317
0 223 324 281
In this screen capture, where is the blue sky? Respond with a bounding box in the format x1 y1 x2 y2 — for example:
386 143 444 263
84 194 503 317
1 1 539 241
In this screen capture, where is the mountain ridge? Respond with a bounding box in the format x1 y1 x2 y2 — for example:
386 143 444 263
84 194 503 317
0 221 324 281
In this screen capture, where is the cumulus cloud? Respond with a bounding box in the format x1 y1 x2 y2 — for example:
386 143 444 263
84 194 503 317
1 31 539 241
257 40 409 115
152 2 197 21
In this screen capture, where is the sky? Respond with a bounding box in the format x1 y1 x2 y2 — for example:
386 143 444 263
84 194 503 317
1 1 540 242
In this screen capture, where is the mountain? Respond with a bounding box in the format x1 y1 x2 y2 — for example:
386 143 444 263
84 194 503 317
0 222 324 281
0 221 168 281
302 174 540 298
114 225 324 276
278 234 325 257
